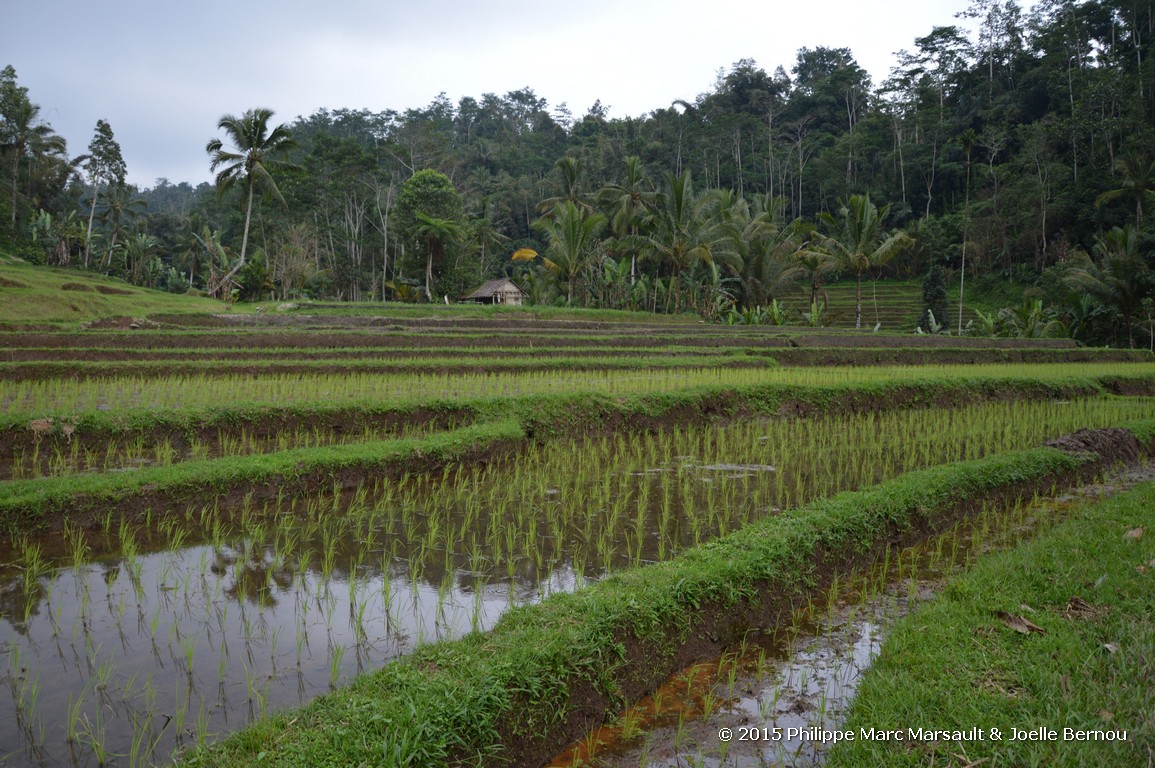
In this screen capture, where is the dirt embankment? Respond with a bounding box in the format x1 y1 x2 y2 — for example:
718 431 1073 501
0 329 790 351
1 348 1147 373
1045 427 1144 462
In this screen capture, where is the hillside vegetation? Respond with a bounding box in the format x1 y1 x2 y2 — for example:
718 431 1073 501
0 262 230 324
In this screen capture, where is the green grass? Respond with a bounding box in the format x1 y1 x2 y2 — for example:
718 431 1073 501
173 439 1104 768
0 352 774 380
7 377 1148 530
5 362 1153 417
0 420 523 530
827 477 1155 767
244 299 709 324
0 263 234 323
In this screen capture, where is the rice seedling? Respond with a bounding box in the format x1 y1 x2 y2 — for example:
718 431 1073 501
328 646 346 688
4 362 1152 418
2 381 1153 768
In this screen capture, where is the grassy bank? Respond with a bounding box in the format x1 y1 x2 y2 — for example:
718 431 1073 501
4 349 1151 382
5 378 1153 528
0 263 231 323
174 425 1150 768
6 364 1154 423
827 472 1155 767
0 352 773 381
0 420 523 532
7 373 1136 453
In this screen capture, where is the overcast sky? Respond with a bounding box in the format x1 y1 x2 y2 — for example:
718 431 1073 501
4 0 989 188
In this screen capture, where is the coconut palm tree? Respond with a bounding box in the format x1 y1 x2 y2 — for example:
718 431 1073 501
96 184 146 266
536 156 593 217
597 156 651 282
1095 151 1155 226
6 97 66 231
794 249 838 313
533 200 607 305
123 232 158 285
645 171 728 276
721 194 807 308
205 108 298 296
802 194 913 328
1064 225 1151 347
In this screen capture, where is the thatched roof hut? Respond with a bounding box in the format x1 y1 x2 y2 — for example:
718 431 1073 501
460 278 526 305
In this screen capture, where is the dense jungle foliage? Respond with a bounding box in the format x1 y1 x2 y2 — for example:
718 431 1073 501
4 0 1155 345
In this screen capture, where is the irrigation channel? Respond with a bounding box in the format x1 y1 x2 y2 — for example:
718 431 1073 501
546 461 1155 768
1 398 1154 767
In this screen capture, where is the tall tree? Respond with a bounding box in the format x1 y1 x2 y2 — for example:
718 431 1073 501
644 171 728 276
79 119 126 267
1064 225 1151 347
597 156 651 282
1094 150 1155 225
414 213 465 301
1 67 66 238
205 108 298 295
395 169 465 300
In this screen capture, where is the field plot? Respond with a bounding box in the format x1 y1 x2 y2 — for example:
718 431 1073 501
0 306 1153 768
5 362 1155 416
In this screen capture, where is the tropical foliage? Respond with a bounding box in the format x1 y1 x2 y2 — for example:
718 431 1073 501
5 0 1155 344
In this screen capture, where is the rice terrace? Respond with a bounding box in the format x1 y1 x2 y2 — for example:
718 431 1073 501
10 0 1155 762
0 264 1148 768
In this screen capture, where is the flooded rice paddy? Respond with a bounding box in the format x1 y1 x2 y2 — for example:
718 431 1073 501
2 397 1154 767
4 421 453 482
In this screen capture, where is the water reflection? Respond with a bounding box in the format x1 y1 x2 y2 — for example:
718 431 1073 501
3 397 1154 767
0 534 530 768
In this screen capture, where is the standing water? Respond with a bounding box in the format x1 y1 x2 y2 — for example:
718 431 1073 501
3 399 1154 767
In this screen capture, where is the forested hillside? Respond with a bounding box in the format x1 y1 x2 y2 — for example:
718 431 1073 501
3 0 1155 345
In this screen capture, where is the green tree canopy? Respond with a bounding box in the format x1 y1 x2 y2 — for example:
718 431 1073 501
78 119 126 266
206 108 298 296
395 169 465 300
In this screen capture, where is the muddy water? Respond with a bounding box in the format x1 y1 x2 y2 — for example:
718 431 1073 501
3 400 1155 768
0 540 531 767
548 583 925 768
550 463 1155 768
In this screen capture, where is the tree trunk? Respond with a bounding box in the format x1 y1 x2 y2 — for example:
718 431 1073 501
959 154 971 335
855 271 863 329
424 239 434 302
9 154 18 228
84 182 100 268
216 181 254 298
